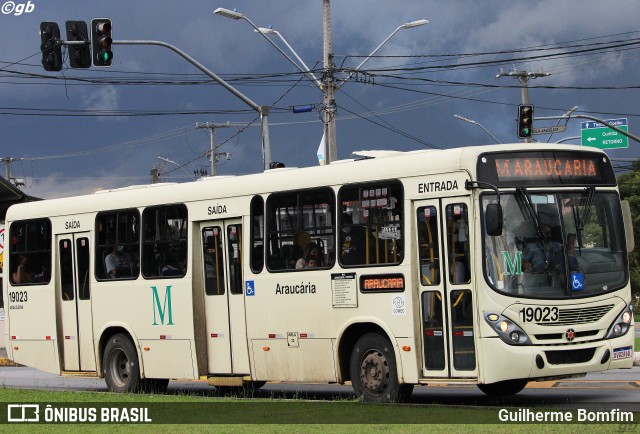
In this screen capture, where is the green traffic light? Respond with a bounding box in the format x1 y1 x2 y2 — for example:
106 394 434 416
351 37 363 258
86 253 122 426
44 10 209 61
98 50 113 63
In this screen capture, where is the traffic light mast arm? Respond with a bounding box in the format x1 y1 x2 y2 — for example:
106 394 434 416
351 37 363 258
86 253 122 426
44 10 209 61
536 114 640 144
112 39 271 169
112 39 260 112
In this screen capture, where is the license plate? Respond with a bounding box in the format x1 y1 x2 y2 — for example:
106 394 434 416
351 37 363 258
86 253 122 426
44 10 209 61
612 346 632 360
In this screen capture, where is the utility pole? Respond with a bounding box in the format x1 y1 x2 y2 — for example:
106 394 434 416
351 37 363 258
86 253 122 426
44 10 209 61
497 68 550 143
322 0 337 164
2 157 13 181
150 167 159 184
195 122 231 176
1 157 24 186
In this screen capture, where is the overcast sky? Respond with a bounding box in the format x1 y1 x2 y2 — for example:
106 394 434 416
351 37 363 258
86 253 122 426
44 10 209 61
1 0 638 198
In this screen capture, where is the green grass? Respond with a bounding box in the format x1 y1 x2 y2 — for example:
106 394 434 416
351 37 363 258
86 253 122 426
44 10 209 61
635 336 639 351
0 388 635 433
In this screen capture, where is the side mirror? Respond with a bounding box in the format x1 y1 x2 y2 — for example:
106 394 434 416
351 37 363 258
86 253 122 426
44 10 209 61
621 200 635 253
485 203 503 237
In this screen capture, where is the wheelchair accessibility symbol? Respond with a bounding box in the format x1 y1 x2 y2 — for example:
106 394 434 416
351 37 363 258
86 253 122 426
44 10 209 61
570 272 584 291
245 280 255 296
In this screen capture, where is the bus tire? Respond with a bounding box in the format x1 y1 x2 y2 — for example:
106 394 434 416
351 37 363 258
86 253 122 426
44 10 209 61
103 334 144 393
142 378 169 394
350 333 413 403
477 379 528 397
246 381 267 390
216 381 266 395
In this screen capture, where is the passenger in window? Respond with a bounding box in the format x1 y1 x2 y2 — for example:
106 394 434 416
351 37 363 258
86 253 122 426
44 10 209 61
161 252 184 276
340 213 366 265
105 245 133 278
565 233 580 272
12 254 32 283
296 242 323 269
522 224 562 273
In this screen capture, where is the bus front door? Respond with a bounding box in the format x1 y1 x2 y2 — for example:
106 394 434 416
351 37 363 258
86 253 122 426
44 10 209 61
200 219 250 375
56 233 96 372
415 198 478 379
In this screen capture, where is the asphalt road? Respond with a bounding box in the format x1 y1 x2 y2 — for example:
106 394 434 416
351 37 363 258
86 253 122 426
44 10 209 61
0 365 638 411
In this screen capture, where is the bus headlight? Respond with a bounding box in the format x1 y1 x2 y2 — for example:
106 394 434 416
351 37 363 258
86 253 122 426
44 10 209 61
484 312 531 346
605 304 633 339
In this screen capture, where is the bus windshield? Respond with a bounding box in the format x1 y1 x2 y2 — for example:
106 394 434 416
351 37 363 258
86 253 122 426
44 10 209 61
482 190 627 298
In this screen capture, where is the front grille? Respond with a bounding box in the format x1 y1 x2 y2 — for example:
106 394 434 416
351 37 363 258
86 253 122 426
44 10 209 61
538 304 614 326
535 330 600 341
545 348 596 365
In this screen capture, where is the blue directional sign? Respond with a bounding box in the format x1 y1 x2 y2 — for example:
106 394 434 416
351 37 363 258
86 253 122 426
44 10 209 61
581 118 629 149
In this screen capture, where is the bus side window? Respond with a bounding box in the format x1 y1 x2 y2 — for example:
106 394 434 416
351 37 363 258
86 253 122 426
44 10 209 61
95 209 140 281
417 206 440 286
339 181 403 267
141 204 188 279
9 219 52 286
446 204 470 284
203 227 225 295
266 188 335 271
250 196 264 273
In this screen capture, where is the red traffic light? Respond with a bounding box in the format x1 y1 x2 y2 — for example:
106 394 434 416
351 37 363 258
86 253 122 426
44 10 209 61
95 21 111 35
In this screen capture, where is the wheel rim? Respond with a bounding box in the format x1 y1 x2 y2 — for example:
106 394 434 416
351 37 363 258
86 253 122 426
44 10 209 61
109 348 130 388
359 349 390 396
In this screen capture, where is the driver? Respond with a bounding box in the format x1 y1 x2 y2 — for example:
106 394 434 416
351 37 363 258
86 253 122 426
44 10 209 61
521 224 563 273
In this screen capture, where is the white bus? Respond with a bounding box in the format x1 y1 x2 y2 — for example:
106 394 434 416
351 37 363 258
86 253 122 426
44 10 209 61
3 144 635 402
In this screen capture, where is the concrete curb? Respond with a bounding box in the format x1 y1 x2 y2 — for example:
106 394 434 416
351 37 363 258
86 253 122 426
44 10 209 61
634 352 640 367
0 358 20 367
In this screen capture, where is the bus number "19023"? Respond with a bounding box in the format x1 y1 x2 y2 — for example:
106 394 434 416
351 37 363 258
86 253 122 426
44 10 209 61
9 291 28 303
519 306 558 323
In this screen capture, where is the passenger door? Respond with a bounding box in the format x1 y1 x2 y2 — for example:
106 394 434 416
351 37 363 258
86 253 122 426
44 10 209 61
414 198 477 378
57 233 96 372
199 219 250 374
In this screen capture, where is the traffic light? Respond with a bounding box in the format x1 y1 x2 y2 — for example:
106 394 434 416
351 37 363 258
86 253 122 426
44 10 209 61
91 18 113 67
40 22 62 71
517 104 534 138
65 21 91 68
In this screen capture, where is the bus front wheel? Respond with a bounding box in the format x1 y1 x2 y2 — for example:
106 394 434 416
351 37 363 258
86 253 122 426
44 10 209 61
103 333 144 393
477 379 528 397
350 333 413 403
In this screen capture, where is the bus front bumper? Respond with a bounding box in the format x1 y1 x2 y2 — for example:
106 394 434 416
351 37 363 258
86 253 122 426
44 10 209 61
479 334 635 385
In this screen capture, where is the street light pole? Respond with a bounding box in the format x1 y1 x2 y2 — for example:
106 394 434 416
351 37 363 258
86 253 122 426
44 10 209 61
158 157 196 181
339 19 429 87
215 5 428 165
255 27 323 89
453 114 502 144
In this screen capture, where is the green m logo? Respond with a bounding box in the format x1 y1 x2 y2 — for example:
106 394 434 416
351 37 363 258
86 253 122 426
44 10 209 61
151 285 174 326
502 251 523 276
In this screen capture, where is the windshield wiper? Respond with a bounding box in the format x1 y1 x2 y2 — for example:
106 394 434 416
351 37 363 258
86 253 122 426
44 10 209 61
576 187 595 231
516 187 544 238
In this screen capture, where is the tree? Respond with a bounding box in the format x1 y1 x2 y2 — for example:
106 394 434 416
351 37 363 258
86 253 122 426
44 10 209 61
616 159 640 296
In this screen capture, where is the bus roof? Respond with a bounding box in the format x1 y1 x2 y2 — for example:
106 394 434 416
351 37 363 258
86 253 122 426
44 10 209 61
6 143 605 221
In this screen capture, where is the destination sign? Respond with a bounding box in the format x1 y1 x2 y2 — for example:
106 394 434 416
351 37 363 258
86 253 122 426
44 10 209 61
494 157 600 181
360 274 405 293
477 151 617 187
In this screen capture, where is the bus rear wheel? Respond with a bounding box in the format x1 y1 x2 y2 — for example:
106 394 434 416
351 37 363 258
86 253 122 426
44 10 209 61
103 333 144 393
350 333 413 403
142 378 169 394
477 379 528 397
